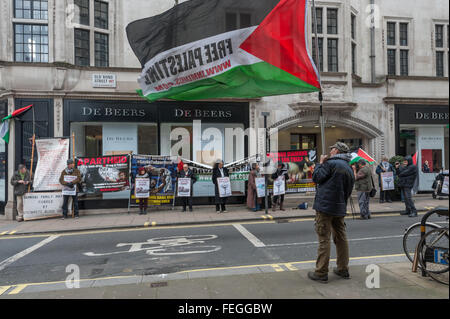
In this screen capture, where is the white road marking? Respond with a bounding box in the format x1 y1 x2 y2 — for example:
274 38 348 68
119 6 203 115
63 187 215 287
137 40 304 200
266 234 405 247
233 224 266 248
0 235 59 272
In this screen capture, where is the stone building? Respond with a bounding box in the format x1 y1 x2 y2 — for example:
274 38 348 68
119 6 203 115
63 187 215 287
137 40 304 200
0 0 448 219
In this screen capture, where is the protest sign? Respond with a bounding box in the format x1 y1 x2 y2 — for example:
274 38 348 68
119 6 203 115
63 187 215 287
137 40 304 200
23 192 64 221
33 138 70 191
177 178 192 197
135 178 150 198
255 177 266 198
273 176 286 196
442 176 449 195
217 177 232 197
381 172 395 191
62 175 77 196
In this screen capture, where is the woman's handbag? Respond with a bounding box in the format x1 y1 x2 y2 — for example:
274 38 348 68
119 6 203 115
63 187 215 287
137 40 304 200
369 174 377 197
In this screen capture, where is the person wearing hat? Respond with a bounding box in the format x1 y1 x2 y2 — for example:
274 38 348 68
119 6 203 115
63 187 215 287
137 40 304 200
375 156 394 203
353 159 374 220
10 164 32 222
308 142 354 283
212 159 229 213
271 162 289 211
59 159 81 219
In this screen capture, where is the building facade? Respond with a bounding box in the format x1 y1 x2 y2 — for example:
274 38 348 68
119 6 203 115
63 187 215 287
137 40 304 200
0 0 448 219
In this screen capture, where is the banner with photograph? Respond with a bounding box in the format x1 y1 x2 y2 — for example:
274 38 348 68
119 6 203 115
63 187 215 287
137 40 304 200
23 192 64 221
177 178 192 197
76 155 130 194
131 155 177 206
33 138 70 191
267 150 317 193
255 177 266 198
135 178 150 198
381 172 395 191
62 175 77 196
273 176 286 196
217 177 232 197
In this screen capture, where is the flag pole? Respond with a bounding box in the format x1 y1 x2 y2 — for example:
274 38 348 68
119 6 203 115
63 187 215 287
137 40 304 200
28 106 36 193
311 0 326 156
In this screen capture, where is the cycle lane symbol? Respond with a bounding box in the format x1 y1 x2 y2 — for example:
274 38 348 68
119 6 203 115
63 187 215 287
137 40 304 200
83 235 221 257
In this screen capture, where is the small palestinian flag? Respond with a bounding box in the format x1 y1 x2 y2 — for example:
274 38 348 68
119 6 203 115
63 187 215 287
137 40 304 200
0 104 33 143
126 0 320 102
349 149 376 165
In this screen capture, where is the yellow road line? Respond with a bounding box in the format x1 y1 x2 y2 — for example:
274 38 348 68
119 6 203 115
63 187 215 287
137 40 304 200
8 284 27 295
0 231 8 236
0 286 11 295
284 263 298 271
144 222 150 227
9 231 17 235
271 264 284 272
151 222 157 227
267 215 274 220
261 215 267 220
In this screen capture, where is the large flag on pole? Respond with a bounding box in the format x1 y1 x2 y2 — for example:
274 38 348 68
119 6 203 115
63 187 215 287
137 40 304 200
0 104 33 143
126 0 320 102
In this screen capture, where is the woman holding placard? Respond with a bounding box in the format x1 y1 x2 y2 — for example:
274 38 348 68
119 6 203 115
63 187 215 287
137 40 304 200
177 163 197 212
247 163 262 212
212 159 230 213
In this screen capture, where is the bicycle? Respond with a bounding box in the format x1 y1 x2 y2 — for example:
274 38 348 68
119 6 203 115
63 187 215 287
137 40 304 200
403 221 441 264
411 207 449 285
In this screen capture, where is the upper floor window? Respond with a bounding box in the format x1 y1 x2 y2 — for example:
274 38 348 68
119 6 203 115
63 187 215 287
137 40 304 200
95 32 109 67
327 8 338 34
74 28 90 66
387 22 396 45
94 0 108 29
14 0 48 20
74 0 90 26
14 24 48 62
436 25 444 48
434 23 449 77
386 21 410 76
311 7 339 73
399 23 408 46
351 14 356 40
312 7 323 34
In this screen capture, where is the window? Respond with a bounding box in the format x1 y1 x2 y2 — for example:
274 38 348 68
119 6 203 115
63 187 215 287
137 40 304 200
14 24 48 62
94 0 108 29
351 43 356 74
312 37 323 71
436 25 444 48
327 8 337 34
436 51 444 77
400 50 408 76
95 32 108 67
327 39 338 72
312 8 322 34
399 23 408 46
74 0 90 26
74 28 90 66
351 14 356 40
290 134 316 150
14 0 48 20
387 49 396 75
387 22 396 45
225 12 252 32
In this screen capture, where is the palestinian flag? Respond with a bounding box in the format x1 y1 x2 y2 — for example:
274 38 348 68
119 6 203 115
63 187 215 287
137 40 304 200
349 149 376 165
0 104 33 143
126 0 320 102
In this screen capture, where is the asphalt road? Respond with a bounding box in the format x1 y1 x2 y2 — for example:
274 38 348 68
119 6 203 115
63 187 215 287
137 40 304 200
0 213 447 289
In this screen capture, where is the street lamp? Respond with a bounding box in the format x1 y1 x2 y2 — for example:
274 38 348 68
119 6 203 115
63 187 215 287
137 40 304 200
261 112 270 215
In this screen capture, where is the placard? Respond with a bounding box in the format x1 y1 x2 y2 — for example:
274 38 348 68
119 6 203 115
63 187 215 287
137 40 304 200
255 177 266 198
381 172 395 191
217 177 232 198
23 192 64 221
273 176 286 196
442 176 449 195
135 178 150 198
33 138 70 191
177 178 192 197
62 175 77 196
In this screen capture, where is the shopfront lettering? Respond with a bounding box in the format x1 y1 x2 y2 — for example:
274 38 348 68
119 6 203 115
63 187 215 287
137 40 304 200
415 112 449 120
174 108 232 119
81 106 146 118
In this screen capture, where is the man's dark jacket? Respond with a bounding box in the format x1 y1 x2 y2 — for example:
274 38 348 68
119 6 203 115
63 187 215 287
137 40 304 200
398 156 418 188
312 154 355 216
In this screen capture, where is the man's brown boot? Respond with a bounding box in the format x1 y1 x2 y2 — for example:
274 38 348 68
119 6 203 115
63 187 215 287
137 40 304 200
272 203 276 211
280 203 285 211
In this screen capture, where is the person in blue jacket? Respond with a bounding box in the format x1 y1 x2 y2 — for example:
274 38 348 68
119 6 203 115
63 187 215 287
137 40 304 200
375 157 395 203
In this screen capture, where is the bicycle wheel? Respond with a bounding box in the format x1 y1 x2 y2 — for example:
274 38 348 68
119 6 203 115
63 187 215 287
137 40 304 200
403 222 439 264
417 228 449 285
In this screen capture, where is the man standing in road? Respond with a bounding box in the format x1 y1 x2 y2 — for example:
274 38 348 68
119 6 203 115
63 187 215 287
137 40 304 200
59 159 81 219
10 164 31 222
308 142 355 283
398 156 418 217
353 159 373 220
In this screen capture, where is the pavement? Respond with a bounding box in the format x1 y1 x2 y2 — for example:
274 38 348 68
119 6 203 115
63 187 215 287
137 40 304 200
0 194 448 236
1 261 448 299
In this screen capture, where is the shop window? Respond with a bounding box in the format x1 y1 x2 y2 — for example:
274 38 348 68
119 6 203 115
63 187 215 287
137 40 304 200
138 125 158 155
85 125 102 157
421 149 443 173
398 128 416 157
290 134 316 150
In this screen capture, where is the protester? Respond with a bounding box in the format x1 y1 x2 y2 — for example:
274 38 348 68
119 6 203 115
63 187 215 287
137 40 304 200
178 163 197 212
398 156 418 217
212 159 229 213
308 142 355 283
10 164 31 222
59 159 81 219
136 167 149 215
375 157 394 203
394 161 405 202
247 163 262 212
353 159 373 220
271 162 289 211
